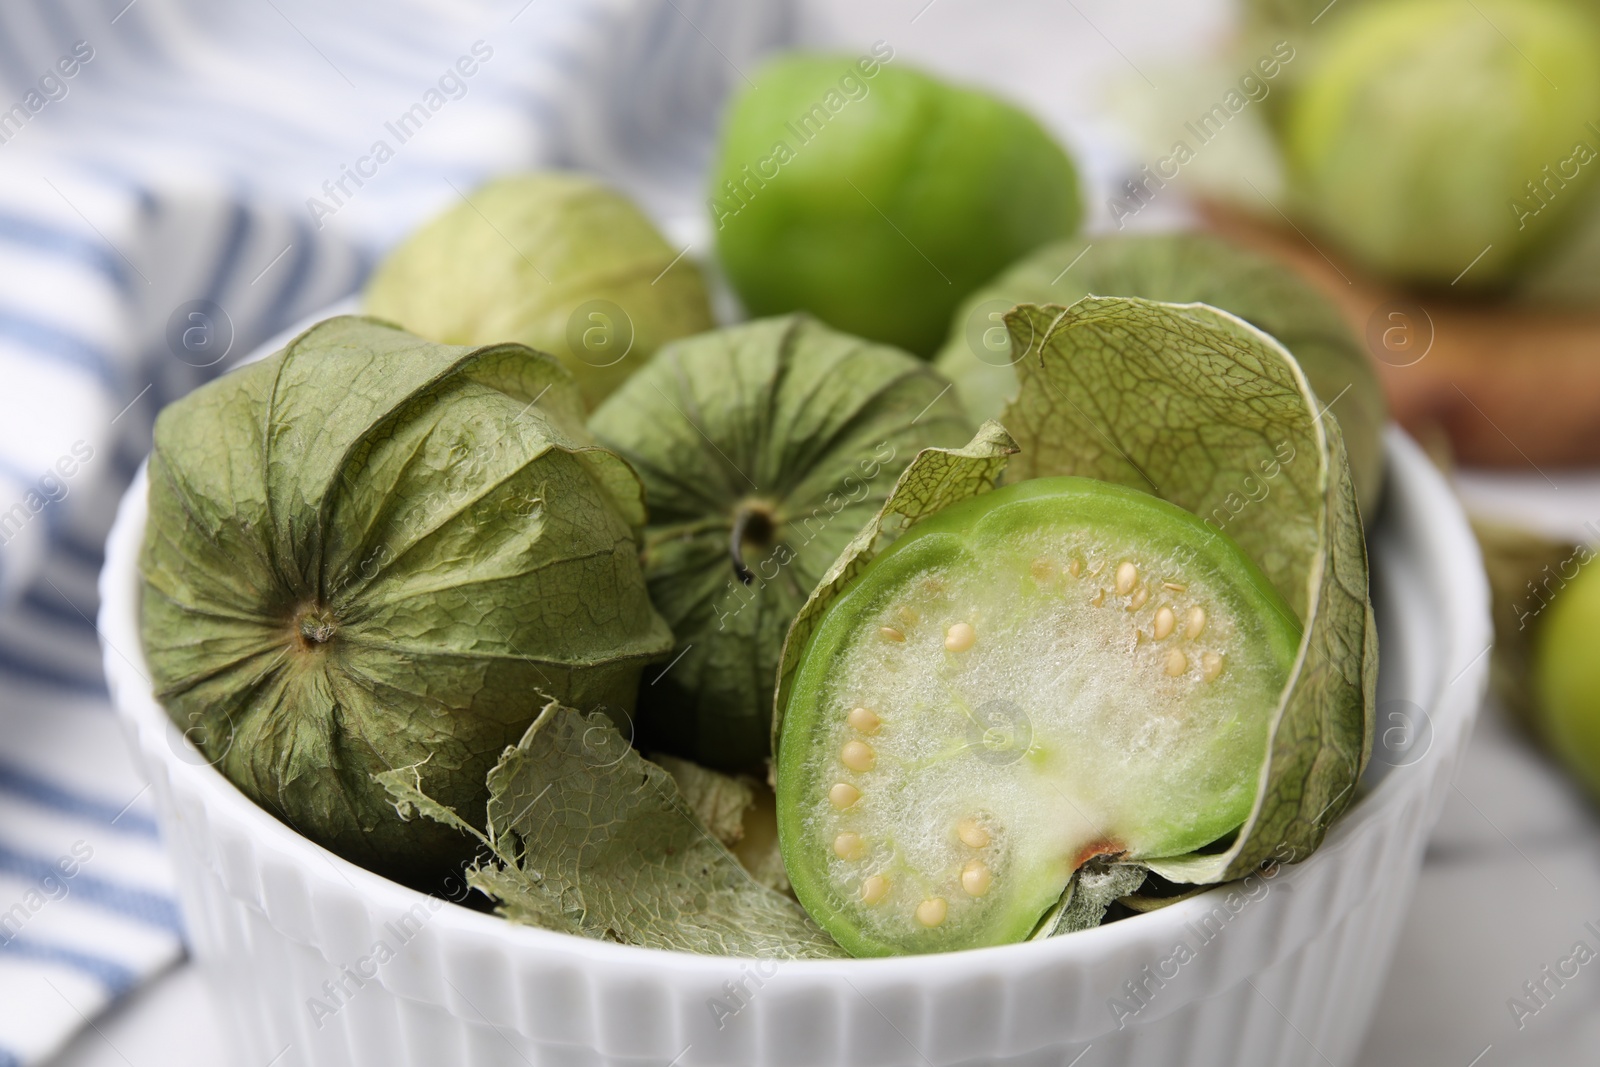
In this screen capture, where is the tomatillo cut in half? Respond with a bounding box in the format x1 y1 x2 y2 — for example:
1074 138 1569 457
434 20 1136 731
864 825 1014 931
775 476 1302 956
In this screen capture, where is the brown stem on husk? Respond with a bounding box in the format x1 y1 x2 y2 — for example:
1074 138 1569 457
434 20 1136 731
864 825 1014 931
730 504 776 586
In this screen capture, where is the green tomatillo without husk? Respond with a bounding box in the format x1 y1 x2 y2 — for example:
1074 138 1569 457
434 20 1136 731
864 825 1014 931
931 232 1387 519
1281 0 1600 288
140 316 674 885
1532 551 1600 801
587 315 973 772
710 50 1083 356
364 173 715 409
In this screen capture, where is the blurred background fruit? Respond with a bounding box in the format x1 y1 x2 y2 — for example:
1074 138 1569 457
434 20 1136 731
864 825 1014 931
1533 549 1600 801
364 173 715 409
710 53 1082 356
1279 0 1600 290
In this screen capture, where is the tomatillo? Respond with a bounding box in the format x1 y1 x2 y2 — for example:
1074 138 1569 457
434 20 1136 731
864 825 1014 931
931 232 1387 519
1533 554 1600 801
775 477 1300 956
710 51 1082 356
1282 0 1600 287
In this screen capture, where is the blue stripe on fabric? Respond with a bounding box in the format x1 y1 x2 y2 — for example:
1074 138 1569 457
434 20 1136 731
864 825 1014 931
0 761 157 840
0 845 181 934
34 1 77 55
203 199 252 309
18 585 97 634
53 155 158 205
107 439 143 484
0 646 107 696
0 460 81 545
0 305 118 386
173 193 258 382
0 936 138 995
0 211 130 290
260 223 317 338
0 16 37 104
89 0 165 82
50 527 104 569
348 245 374 296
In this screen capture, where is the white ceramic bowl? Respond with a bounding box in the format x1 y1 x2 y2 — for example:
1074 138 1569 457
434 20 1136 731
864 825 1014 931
99 424 1488 1067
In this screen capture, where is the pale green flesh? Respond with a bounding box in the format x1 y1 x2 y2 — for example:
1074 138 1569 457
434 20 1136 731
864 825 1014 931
778 477 1300 955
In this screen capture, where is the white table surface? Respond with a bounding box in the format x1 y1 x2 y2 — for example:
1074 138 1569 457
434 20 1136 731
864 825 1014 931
47 2 1600 1064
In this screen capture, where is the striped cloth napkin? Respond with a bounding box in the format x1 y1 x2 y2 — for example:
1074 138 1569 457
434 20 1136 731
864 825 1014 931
0 1 792 1062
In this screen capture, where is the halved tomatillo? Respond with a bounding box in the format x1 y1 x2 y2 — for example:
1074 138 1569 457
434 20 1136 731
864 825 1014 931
775 476 1301 956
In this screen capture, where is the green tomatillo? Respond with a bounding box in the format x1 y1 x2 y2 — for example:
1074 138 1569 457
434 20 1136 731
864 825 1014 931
587 315 972 771
931 232 1387 519
139 316 674 885
776 476 1301 955
1532 550 1600 801
1281 0 1600 288
710 50 1083 356
364 173 715 409
773 297 1376 956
